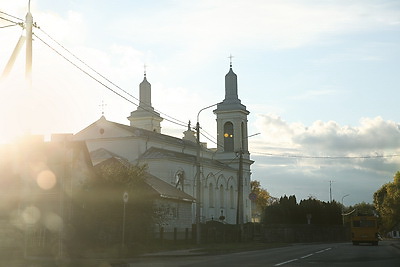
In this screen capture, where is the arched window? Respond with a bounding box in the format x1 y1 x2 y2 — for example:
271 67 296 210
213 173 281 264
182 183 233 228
223 122 234 152
209 183 214 207
230 186 234 208
219 185 224 208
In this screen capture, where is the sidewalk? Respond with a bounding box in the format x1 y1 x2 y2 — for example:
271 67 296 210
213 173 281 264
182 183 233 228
141 248 207 257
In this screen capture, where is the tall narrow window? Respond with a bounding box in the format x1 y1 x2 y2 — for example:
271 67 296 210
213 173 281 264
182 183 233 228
209 183 214 207
223 122 234 152
219 185 224 208
230 186 234 208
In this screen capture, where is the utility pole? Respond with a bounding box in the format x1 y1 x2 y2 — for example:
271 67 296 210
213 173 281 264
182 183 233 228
2 0 34 84
236 149 244 240
195 121 201 244
25 0 33 88
329 180 334 202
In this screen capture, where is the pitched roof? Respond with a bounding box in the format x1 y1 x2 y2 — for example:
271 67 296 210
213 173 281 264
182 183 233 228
90 148 129 166
76 116 199 150
144 172 194 202
93 155 194 202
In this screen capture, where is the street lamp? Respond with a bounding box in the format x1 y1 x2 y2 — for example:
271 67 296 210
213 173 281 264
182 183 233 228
122 192 129 248
195 103 217 244
341 194 349 225
236 133 259 241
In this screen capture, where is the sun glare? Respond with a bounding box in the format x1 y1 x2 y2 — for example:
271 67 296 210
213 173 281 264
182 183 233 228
36 169 57 190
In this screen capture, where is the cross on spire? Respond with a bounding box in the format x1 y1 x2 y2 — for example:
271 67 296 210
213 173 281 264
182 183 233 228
144 63 147 77
99 100 107 116
228 54 234 68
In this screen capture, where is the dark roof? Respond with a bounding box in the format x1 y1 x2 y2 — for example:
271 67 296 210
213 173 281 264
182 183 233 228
93 156 194 202
139 147 236 171
90 148 129 166
144 172 195 202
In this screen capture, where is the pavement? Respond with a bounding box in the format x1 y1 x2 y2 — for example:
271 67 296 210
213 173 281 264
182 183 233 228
141 248 207 257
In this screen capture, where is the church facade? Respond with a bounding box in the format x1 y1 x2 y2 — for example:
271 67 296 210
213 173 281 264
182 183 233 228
74 64 253 232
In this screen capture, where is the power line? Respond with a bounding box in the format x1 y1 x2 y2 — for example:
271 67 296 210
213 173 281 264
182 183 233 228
36 27 188 127
0 24 18 29
251 151 400 159
0 15 20 25
34 32 185 127
0 10 23 22
33 31 189 128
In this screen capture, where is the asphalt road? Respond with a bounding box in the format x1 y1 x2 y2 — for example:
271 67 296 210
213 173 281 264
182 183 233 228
127 240 400 267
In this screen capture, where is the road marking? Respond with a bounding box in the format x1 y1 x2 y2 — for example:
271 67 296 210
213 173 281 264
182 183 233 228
274 247 332 266
274 259 298 266
301 253 314 259
316 248 332 253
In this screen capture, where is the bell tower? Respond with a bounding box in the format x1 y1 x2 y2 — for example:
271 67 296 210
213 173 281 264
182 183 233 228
213 60 253 224
214 62 250 159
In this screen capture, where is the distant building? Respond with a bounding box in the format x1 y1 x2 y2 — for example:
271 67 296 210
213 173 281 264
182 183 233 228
74 64 254 232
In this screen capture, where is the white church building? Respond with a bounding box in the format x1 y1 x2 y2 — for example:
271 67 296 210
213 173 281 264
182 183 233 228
74 64 254 232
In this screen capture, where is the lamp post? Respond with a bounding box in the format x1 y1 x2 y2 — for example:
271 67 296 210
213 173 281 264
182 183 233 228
122 192 129 248
236 133 259 241
195 104 217 244
341 194 349 225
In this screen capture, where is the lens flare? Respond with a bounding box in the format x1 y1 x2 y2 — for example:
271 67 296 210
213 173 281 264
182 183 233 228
36 169 57 190
22 206 41 225
44 212 63 232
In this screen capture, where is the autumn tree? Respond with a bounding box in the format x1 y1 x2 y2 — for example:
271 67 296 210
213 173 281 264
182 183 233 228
373 171 400 233
250 180 271 220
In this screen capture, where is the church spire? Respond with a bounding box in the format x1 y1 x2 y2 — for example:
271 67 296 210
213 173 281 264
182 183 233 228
128 68 163 133
139 70 151 108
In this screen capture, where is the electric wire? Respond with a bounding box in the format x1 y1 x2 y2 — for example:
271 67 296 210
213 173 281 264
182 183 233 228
10 11 394 162
36 27 188 127
0 15 20 25
33 31 188 128
0 24 18 29
0 10 23 22
33 33 141 109
250 150 400 159
34 32 187 128
211 153 240 178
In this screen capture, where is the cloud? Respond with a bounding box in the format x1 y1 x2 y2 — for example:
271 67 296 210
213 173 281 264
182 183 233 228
253 114 400 155
112 0 400 54
295 116 400 153
250 114 400 203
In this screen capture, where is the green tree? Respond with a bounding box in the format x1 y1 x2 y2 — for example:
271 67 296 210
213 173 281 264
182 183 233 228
74 160 155 246
373 171 400 233
264 196 342 225
346 202 375 216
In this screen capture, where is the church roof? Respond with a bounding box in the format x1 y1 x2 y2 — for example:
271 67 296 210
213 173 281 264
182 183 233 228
144 172 195 202
90 148 129 166
77 116 200 149
139 147 236 171
93 155 194 202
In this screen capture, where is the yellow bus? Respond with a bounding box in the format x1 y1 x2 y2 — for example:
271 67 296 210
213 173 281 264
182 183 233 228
351 216 379 246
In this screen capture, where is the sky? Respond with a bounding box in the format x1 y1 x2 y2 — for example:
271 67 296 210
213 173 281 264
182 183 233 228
1 0 400 206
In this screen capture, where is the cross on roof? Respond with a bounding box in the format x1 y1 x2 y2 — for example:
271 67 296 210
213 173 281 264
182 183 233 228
228 54 234 67
99 100 107 115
